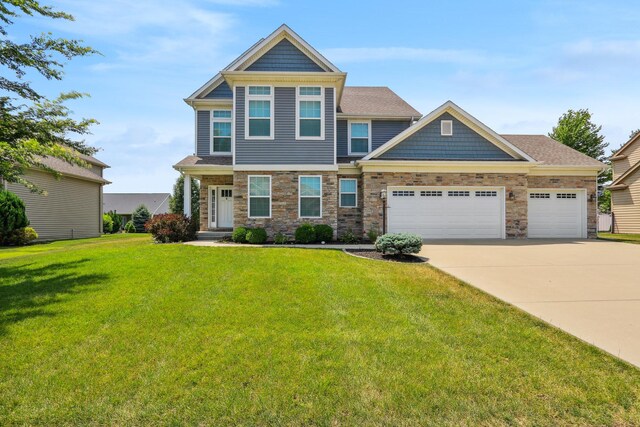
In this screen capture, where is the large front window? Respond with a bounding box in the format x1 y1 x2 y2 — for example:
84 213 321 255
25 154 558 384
211 110 231 153
299 176 322 218
248 175 271 218
247 86 273 139
296 86 323 139
348 121 371 155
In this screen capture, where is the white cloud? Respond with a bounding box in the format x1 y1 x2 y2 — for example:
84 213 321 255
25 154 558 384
565 39 640 60
321 47 493 65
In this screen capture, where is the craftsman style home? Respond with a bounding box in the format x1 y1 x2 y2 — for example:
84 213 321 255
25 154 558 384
174 25 604 240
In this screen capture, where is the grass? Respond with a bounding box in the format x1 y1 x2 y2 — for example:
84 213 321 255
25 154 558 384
599 232 640 244
1 235 639 425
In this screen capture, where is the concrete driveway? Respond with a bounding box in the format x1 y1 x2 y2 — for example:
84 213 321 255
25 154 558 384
421 239 640 367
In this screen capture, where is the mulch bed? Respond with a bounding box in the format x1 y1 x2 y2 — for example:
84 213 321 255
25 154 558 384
345 249 426 263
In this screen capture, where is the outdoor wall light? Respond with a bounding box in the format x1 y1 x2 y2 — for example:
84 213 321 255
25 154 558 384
590 193 596 202
380 189 387 200
509 191 515 200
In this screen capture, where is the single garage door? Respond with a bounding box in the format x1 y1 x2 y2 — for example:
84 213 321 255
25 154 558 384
528 190 586 238
388 187 504 239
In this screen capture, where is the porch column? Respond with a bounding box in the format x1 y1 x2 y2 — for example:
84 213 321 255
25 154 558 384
184 174 191 217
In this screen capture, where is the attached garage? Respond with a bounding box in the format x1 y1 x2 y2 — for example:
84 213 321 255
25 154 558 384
387 186 505 239
528 190 587 238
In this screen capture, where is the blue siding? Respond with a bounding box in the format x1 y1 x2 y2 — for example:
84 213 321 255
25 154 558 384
378 113 516 160
235 86 335 164
245 39 325 72
196 110 210 156
203 81 232 99
336 119 411 157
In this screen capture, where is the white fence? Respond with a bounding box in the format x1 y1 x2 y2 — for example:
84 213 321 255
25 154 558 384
598 213 612 232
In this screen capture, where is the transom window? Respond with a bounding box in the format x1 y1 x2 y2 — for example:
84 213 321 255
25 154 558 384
297 86 323 139
248 176 271 218
421 191 443 197
299 176 322 218
392 190 415 197
348 121 371 155
339 179 357 208
530 193 550 199
475 191 497 197
557 193 577 199
211 110 232 154
448 191 470 197
246 86 273 139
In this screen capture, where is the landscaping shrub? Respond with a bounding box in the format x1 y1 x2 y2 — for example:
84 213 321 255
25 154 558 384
273 232 289 244
246 227 267 244
313 224 333 243
295 223 316 244
339 229 359 244
132 205 151 233
4 227 38 246
0 190 28 237
145 213 195 243
107 210 122 232
232 227 249 243
124 221 136 233
367 229 379 243
375 233 422 256
102 214 113 234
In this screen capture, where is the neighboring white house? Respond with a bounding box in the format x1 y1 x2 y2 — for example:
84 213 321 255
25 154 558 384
103 193 171 225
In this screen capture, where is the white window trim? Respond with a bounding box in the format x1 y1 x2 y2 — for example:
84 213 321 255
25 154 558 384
441 119 453 136
295 86 324 141
210 109 232 155
245 85 274 140
339 178 357 208
348 120 372 155
248 175 271 218
298 175 322 219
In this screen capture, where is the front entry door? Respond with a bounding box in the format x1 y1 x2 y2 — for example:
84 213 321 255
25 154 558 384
217 187 233 228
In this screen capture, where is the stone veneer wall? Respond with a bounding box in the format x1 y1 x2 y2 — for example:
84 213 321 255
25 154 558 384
527 175 597 237
336 174 364 238
199 175 234 231
362 172 529 238
233 171 338 237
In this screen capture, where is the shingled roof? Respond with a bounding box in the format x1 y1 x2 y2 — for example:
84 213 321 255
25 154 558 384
37 156 110 184
338 87 421 118
104 193 171 215
500 135 605 167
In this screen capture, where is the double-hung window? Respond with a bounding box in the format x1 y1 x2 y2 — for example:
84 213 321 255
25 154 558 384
296 86 323 139
248 175 271 218
348 121 371 155
299 176 322 218
246 86 273 139
211 110 232 154
339 179 357 208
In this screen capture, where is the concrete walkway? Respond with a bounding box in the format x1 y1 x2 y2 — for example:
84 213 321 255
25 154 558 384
420 239 640 367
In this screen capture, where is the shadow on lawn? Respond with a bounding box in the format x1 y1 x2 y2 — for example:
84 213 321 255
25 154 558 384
0 258 109 335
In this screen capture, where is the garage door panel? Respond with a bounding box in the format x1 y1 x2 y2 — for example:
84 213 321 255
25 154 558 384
528 190 585 238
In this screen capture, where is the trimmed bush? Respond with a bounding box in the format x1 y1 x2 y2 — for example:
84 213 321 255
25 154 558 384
246 227 267 244
124 220 136 233
313 224 333 243
4 227 38 246
367 229 379 243
273 232 289 244
102 214 113 234
145 213 196 243
295 223 316 244
375 233 422 256
132 205 151 233
0 190 28 237
339 229 359 244
107 210 122 232
232 227 249 243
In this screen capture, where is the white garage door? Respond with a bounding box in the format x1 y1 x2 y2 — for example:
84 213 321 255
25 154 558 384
388 187 504 239
528 190 586 238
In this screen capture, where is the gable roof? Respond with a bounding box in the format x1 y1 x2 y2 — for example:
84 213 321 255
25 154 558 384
338 87 421 118
610 160 640 188
36 156 110 184
364 101 535 162
103 193 171 215
611 132 640 160
500 135 605 167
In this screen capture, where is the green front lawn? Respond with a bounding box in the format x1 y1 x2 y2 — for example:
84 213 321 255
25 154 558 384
1 235 639 425
599 232 640 244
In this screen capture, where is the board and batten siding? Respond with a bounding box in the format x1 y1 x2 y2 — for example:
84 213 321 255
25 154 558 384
337 120 411 158
6 169 102 241
234 86 335 165
612 167 640 233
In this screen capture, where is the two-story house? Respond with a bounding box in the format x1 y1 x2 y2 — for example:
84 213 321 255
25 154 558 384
174 25 604 240
610 132 640 233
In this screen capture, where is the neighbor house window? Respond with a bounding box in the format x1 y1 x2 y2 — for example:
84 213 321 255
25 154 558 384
296 86 323 139
211 110 232 153
339 179 357 208
248 175 271 218
299 176 322 218
348 121 371 155
246 86 273 139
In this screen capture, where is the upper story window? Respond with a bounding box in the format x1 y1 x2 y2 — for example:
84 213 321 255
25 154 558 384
211 110 232 154
246 86 273 139
296 86 324 140
441 120 453 136
348 121 371 155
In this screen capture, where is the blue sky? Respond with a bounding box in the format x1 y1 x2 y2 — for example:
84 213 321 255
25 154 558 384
11 0 640 192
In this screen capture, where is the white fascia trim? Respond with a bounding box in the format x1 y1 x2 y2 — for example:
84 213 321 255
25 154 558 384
363 101 536 162
528 165 604 176
190 99 233 109
337 164 361 175
337 114 421 121
233 164 339 171
357 160 535 174
295 86 325 141
347 119 372 156
173 165 234 175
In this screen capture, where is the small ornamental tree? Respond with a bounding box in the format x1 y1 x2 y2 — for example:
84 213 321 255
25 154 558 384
0 190 29 236
169 175 200 219
107 210 122 232
102 214 113 234
132 205 151 233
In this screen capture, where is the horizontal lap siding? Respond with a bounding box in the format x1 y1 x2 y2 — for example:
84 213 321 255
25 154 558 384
235 86 334 165
203 81 232 99
336 120 410 158
196 110 210 156
245 39 325 72
7 170 101 240
612 168 640 233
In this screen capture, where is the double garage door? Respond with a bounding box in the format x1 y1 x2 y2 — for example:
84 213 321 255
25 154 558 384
387 187 586 239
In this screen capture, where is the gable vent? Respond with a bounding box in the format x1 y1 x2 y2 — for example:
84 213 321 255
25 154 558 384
441 120 453 136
